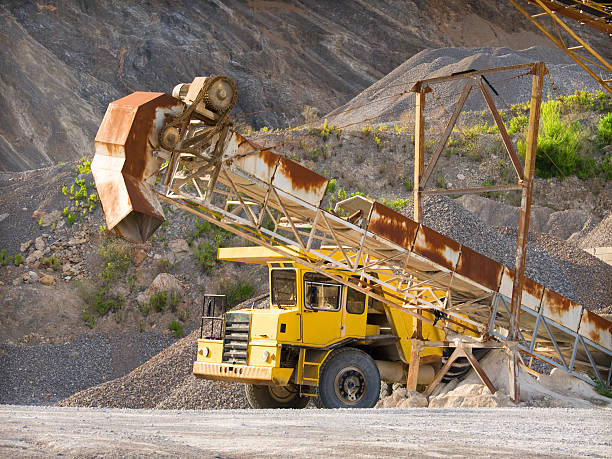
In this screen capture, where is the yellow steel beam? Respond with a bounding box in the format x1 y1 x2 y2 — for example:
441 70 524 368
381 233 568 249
509 0 612 93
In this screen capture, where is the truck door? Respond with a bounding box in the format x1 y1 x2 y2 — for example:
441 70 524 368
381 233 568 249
301 272 343 346
342 279 367 338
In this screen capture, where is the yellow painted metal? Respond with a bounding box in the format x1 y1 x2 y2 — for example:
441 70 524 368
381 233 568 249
193 361 293 385
296 349 333 386
217 245 291 264
508 0 612 93
195 339 224 363
247 344 280 366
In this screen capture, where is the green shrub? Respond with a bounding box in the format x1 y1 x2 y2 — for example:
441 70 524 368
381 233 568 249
14 253 23 266
77 157 92 174
220 280 255 308
168 320 185 338
597 113 612 146
92 288 123 315
169 292 181 312
42 255 61 269
177 310 190 322
0 250 11 266
150 291 168 312
598 156 612 180
326 178 337 194
435 174 448 189
594 380 612 399
389 198 411 211
518 99 590 179
139 303 150 317
507 114 529 135
401 177 414 192
194 241 217 272
99 238 130 285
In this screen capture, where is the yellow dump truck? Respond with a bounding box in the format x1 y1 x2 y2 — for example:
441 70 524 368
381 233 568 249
91 74 612 409
194 246 447 408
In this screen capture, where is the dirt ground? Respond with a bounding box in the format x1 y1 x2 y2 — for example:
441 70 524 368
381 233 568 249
1 405 610 458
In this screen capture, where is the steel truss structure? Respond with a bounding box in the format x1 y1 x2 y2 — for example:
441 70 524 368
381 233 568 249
92 64 611 403
509 0 612 93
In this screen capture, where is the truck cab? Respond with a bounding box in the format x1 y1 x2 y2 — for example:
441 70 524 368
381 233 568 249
193 246 446 408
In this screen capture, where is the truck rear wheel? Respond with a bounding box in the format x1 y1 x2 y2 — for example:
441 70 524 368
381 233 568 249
245 384 310 409
318 347 380 408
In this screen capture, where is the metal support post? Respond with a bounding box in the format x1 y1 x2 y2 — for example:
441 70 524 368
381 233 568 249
508 61 546 403
413 87 428 223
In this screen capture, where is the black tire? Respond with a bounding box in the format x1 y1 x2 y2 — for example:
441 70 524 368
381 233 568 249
245 384 310 409
441 348 490 383
318 347 381 408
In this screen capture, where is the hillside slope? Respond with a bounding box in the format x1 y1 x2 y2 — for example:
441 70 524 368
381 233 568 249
2 0 597 171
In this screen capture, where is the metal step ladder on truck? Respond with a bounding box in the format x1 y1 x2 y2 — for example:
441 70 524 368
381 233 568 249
91 70 612 409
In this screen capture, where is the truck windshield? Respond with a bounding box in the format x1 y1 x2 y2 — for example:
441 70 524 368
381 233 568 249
271 269 296 308
304 272 341 311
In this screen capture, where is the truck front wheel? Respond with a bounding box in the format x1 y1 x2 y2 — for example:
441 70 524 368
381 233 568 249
245 384 310 409
318 347 380 408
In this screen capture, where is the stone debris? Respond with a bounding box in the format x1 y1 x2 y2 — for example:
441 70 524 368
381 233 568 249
377 350 612 409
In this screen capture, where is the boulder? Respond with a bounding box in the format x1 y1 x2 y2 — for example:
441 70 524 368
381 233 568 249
169 239 190 255
40 274 57 286
20 239 33 252
131 248 147 266
25 250 43 265
24 271 40 283
139 273 183 304
35 236 45 251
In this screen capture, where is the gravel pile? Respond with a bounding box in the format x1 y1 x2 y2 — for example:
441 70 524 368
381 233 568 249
414 195 579 303
578 213 612 249
327 46 603 128
0 331 174 405
57 328 248 410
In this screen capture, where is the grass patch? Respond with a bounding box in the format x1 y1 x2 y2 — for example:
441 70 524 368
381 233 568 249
219 280 255 308
149 291 168 312
597 113 612 147
518 99 594 179
168 320 185 338
594 380 612 399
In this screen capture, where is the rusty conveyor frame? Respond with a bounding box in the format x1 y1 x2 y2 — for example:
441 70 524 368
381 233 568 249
410 62 547 402
92 64 612 405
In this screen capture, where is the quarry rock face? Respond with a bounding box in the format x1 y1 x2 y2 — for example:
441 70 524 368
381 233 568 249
6 0 609 172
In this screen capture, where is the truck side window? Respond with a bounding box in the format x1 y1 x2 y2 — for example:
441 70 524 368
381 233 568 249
271 269 296 308
346 286 366 314
303 272 341 311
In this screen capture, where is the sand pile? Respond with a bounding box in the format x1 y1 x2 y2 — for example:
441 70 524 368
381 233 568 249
377 350 612 409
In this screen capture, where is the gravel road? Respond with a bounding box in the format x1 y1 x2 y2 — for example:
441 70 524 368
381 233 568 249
1 405 610 458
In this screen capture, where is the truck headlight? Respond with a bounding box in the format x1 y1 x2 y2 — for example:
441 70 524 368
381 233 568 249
202 346 210 357
262 350 270 362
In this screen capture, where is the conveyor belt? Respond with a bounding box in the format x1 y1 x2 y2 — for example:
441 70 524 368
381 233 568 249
91 85 612 389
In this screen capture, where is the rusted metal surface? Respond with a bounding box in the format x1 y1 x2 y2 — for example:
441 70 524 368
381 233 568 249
499 267 544 312
271 157 329 207
368 202 419 250
227 133 279 184
413 90 426 222
540 289 583 332
412 225 461 271
456 246 503 292
579 309 612 350
92 91 184 242
507 62 545 403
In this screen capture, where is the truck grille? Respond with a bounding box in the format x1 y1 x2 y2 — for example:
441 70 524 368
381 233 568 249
222 313 250 364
